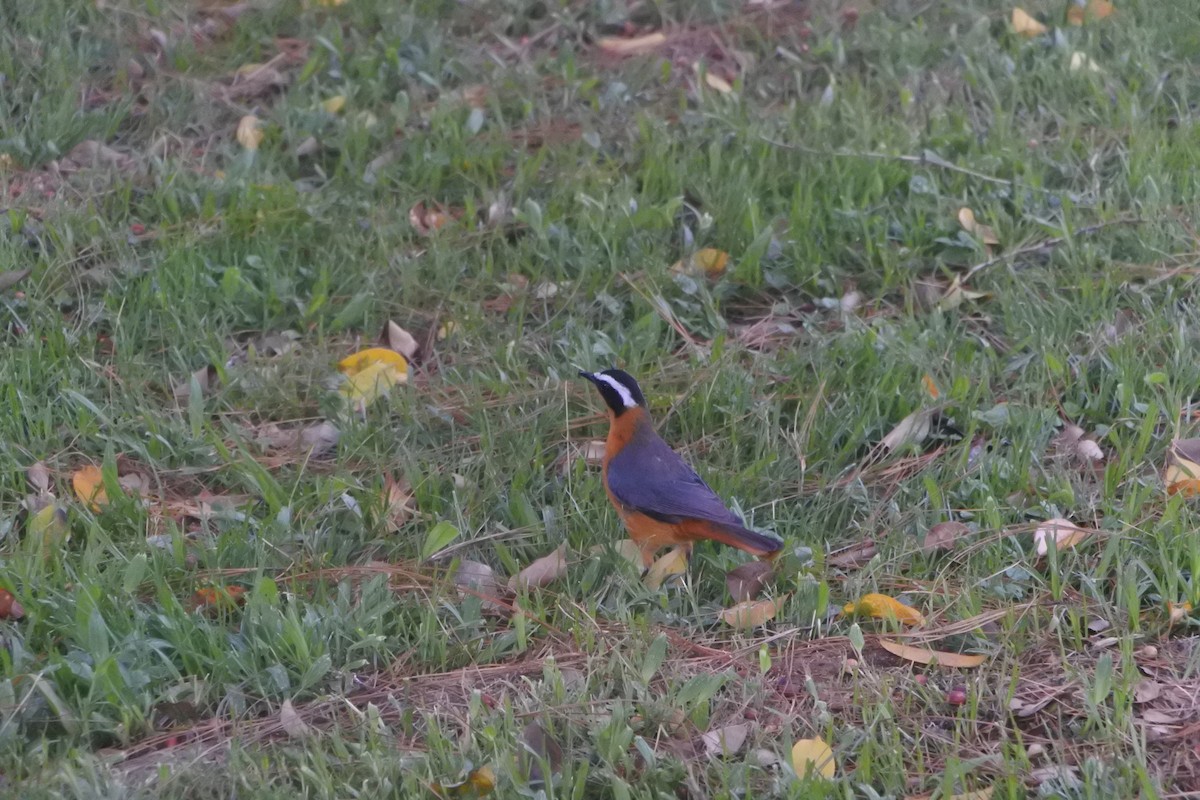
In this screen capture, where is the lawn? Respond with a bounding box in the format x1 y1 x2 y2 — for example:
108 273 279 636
2 0 1200 797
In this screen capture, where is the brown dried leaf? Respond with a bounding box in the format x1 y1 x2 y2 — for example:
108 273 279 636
726 561 774 602
508 543 568 592
381 320 420 361
0 589 25 620
597 32 667 56
1011 7 1048 37
881 408 934 452
643 546 688 590
519 722 563 784
956 207 1000 246
1033 518 1090 557
0 269 31 293
878 639 986 668
226 64 289 100
280 699 314 738
26 462 51 494
827 539 877 570
172 364 218 402
719 594 787 629
383 476 416 530
923 521 968 554
701 723 749 758
1165 439 1200 496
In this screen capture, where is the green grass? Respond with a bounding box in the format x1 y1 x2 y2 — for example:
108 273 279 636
2 0 1200 796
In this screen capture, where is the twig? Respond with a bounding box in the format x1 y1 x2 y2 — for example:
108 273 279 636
963 215 1144 283
759 136 1021 189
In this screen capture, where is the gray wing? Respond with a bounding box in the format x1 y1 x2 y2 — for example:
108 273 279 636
607 432 745 526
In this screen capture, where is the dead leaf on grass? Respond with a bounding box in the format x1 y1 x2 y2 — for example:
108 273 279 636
923 521 969 554
701 723 749 758
453 560 506 611
878 639 986 668
382 476 416 530
26 462 51 494
519 721 563 785
433 764 496 798
791 737 836 779
280 699 315 738
380 320 420 361
720 594 788 629
726 561 774 602
670 247 730 280
643 547 688 590
881 408 935 453
1033 518 1090 557
55 140 135 173
1052 424 1104 463
937 275 990 311
0 269 31 293
827 539 877 570
842 593 925 626
1133 680 1162 704
71 465 108 511
226 63 289 100
172 364 218 402
597 32 667 56
508 543 568 592
1011 7 1048 37
337 347 409 411
957 207 1000 247
409 201 459 235
1164 439 1200 496
237 115 264 151
1067 0 1115 24
189 585 247 614
1069 51 1102 73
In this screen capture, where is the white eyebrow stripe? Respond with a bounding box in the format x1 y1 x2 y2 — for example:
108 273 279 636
596 374 637 408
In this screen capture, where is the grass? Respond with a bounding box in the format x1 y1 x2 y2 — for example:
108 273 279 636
2 0 1200 796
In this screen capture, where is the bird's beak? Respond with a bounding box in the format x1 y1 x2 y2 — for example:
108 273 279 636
579 371 599 383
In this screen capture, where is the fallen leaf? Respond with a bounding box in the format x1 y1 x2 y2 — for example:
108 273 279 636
878 639 987 668
1069 51 1102 73
382 476 416 530
701 723 749 758
923 521 969 554
71 465 108 511
1167 600 1192 626
296 421 340 456
1067 0 1114 25
409 201 457 235
26 462 51 494
1165 439 1200 496
827 540 877 570
921 373 940 399
1011 7 1048 37
726 561 775 602
938 275 989 310
280 699 314 738
0 269 31 293
644 546 688 590
454 560 506 611
0 589 24 620
1141 709 1183 725
1053 424 1104 463
671 248 730 280
1133 681 1162 704
519 722 563 785
881 408 935 452
434 764 497 798
337 347 409 410
791 738 836 779
957 207 1000 246
508 543 568 592
172 364 218 402
702 69 734 94
597 32 667 56
720 595 788 629
320 95 346 114
1033 518 1090 557
27 504 69 558
236 115 264 151
294 136 320 157
381 320 419 361
189 585 246 614
842 593 925 626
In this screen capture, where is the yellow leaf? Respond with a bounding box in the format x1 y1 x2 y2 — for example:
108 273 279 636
644 546 688 590
27 504 69 558
921 373 940 400
1068 0 1114 24
1166 438 1200 496
437 320 457 340
339 361 402 409
671 248 731 279
321 95 346 114
878 639 987 668
1033 517 1090 556
337 347 408 377
237 115 264 151
1011 7 1048 37
956 207 1000 246
842 592 925 626
703 70 734 94
1167 600 1192 626
791 738 836 779
1069 51 1102 73
72 465 108 511
720 594 788 629
597 32 667 55
433 764 496 798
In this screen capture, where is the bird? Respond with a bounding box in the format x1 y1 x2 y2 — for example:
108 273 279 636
579 368 784 568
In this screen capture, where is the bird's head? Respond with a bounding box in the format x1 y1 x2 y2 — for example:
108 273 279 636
579 369 646 416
